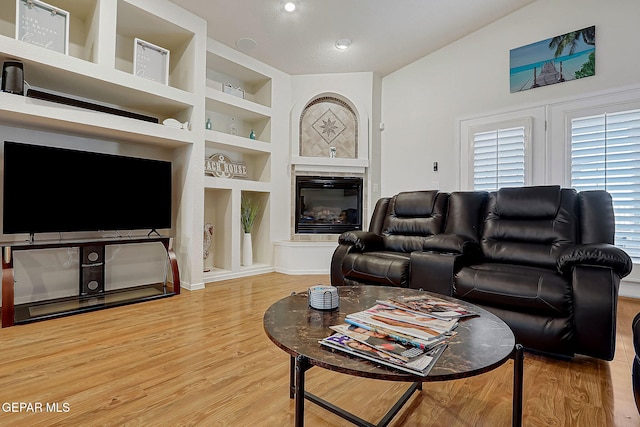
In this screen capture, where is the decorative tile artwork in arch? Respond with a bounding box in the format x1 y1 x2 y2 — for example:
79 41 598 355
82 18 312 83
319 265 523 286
300 97 358 158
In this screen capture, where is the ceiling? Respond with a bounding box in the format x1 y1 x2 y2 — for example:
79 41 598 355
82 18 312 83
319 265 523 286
169 0 536 77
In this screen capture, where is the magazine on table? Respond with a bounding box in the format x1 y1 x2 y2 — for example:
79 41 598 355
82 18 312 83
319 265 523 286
358 303 458 333
377 294 478 320
319 332 447 376
345 306 456 345
343 315 454 350
330 323 451 362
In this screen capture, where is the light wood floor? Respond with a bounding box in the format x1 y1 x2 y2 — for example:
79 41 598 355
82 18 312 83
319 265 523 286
1 272 639 426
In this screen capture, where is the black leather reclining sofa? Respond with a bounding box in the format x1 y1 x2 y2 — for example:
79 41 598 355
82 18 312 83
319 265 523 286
330 185 633 360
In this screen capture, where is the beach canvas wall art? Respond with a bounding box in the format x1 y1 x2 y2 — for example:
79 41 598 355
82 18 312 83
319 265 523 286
510 26 595 93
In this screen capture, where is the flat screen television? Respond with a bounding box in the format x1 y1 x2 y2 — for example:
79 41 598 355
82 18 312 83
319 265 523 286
3 141 172 235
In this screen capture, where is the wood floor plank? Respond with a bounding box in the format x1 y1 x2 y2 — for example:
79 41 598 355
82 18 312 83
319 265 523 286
0 272 639 426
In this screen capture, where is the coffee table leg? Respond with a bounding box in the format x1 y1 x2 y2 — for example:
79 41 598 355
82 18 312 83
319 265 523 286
512 344 524 427
295 354 310 427
290 356 295 398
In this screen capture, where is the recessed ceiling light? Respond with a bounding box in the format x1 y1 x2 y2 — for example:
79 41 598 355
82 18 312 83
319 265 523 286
284 2 296 12
335 38 351 50
236 38 257 51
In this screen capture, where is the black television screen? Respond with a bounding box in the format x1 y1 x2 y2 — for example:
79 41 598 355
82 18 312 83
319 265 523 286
3 141 172 235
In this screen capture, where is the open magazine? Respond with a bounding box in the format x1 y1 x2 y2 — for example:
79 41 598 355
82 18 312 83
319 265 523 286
377 294 478 320
320 332 447 376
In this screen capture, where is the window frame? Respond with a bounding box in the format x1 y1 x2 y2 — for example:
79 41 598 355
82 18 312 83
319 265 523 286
459 108 542 190
566 106 640 266
550 94 640 282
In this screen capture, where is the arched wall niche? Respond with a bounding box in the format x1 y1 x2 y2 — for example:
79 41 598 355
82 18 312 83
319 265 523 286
290 91 369 165
299 94 358 158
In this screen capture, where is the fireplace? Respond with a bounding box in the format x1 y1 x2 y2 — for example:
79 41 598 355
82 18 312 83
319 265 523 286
295 176 363 234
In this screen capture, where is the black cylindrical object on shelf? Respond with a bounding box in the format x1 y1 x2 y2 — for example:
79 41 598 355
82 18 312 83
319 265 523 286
1 61 24 95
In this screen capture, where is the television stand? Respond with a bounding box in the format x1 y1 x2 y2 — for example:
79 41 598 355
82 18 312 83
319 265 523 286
1 236 180 327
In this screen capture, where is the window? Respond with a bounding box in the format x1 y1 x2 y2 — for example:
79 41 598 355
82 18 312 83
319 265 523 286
571 109 640 261
459 110 540 191
473 126 526 191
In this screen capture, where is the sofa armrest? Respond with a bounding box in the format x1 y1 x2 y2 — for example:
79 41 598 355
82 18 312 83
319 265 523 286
423 233 480 256
338 230 384 252
572 265 620 360
557 243 633 278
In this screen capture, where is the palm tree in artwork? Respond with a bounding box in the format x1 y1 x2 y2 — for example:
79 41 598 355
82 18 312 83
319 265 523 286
548 26 595 57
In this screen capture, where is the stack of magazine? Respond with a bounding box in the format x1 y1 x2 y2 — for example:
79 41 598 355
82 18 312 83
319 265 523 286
319 294 477 376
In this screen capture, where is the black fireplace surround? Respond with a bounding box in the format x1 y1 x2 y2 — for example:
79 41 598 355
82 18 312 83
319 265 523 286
295 176 363 234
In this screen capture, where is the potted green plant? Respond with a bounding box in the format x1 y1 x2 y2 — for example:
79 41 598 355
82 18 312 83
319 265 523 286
241 196 259 266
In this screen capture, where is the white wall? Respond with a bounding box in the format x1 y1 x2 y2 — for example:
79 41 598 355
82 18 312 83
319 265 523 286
381 0 640 196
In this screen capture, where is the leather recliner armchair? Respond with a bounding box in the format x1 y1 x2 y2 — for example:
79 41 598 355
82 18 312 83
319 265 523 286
331 190 449 287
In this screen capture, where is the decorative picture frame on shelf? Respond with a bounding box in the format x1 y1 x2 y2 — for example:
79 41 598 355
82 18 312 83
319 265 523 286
223 83 244 99
133 38 170 85
16 0 69 55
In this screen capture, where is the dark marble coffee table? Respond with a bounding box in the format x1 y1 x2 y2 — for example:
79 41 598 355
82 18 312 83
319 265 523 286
263 285 523 427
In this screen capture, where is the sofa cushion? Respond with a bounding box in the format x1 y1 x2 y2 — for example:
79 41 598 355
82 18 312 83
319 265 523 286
382 191 447 252
481 187 578 269
454 263 572 316
393 191 438 217
341 251 411 287
578 190 615 244
495 185 561 218
473 303 574 357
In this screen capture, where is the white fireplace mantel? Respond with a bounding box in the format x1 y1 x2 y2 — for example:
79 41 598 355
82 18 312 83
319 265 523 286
291 156 368 174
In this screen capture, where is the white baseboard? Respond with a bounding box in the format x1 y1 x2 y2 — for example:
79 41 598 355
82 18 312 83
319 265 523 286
274 267 330 275
620 279 640 299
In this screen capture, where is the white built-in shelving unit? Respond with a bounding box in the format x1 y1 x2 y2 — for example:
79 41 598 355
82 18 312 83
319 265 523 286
203 40 275 281
0 0 285 291
0 0 207 289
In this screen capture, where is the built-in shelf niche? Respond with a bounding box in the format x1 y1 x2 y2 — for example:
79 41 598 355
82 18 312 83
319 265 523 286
204 188 232 273
0 0 197 126
115 0 197 93
206 51 271 108
240 190 270 266
1 0 100 63
205 131 271 154
2 59 196 123
204 146 271 183
205 93 271 142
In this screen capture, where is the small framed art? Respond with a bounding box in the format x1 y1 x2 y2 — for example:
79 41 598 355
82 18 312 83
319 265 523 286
133 38 170 85
16 0 69 54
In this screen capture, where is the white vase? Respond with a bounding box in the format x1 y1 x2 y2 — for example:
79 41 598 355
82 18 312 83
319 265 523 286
242 232 253 266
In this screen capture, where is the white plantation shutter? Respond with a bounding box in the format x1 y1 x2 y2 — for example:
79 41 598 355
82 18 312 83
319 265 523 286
473 126 526 191
571 109 640 261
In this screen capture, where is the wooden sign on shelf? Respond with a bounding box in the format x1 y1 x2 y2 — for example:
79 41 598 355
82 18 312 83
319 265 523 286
205 153 248 179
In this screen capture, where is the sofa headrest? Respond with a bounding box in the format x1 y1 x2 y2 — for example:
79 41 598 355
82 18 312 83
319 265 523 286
496 185 561 218
394 191 439 217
